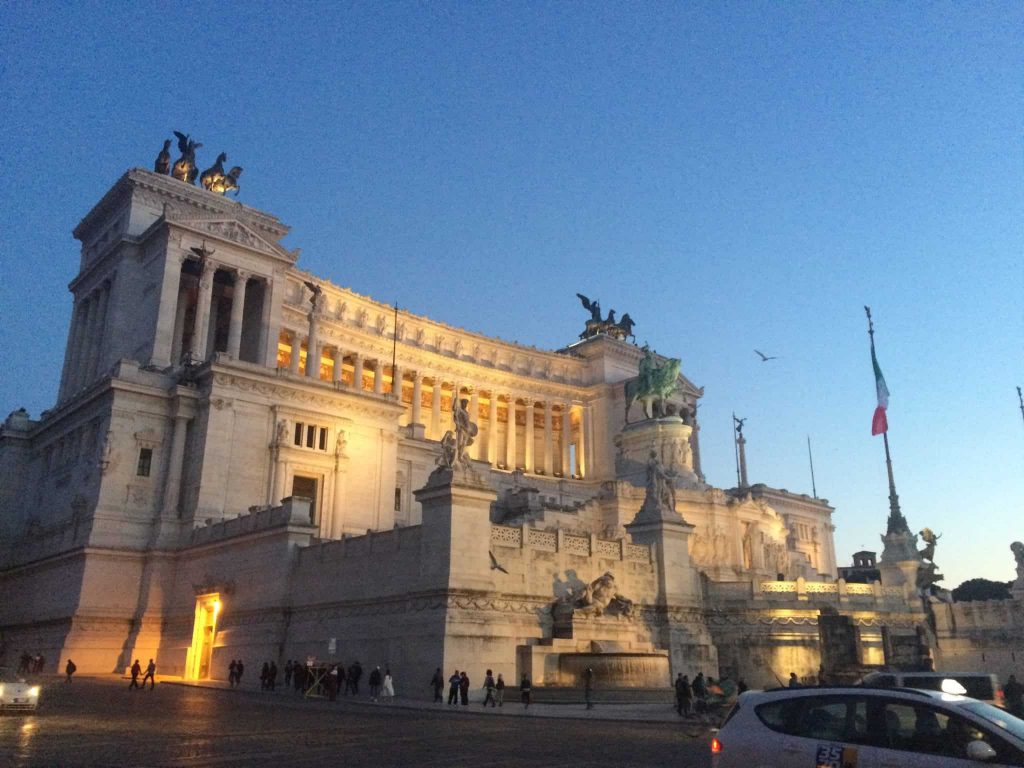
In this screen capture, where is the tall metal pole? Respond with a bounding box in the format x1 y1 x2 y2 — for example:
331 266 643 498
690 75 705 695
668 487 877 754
1017 386 1024 427
865 306 907 534
806 435 817 499
731 412 740 488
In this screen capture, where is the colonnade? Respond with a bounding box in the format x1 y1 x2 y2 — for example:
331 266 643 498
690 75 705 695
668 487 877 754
59 278 114 401
278 328 590 478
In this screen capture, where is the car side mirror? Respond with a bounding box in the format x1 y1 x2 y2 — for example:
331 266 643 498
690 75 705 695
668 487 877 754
966 740 997 761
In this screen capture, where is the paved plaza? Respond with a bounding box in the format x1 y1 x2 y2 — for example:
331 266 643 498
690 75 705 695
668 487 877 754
1 677 713 767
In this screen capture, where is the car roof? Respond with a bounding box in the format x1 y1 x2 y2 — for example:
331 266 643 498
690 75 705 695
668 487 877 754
739 686 961 704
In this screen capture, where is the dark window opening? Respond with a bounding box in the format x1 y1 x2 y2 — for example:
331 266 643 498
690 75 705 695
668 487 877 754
136 447 153 477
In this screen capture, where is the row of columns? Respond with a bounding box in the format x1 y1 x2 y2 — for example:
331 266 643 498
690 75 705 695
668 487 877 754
280 328 589 477
60 278 114 401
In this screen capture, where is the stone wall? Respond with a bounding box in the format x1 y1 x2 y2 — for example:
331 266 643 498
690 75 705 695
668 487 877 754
933 597 1024 679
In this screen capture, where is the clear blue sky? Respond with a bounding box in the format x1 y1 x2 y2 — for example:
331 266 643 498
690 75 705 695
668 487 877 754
1 2 1021 587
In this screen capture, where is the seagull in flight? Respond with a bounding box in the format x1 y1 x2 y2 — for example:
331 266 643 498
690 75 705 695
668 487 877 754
754 349 778 362
489 551 509 574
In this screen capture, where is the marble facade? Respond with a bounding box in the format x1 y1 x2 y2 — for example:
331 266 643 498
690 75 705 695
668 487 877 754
1 168 930 692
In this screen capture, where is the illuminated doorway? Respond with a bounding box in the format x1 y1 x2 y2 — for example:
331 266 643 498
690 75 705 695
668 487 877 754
185 593 220 680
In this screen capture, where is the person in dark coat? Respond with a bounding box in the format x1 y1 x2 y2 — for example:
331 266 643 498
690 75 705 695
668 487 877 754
284 660 294 687
268 661 278 691
129 659 142 690
520 673 532 708
228 659 237 686
349 662 362 694
368 666 382 701
430 668 445 703
459 671 470 705
235 660 245 686
788 672 801 688
327 665 339 701
496 673 506 706
675 673 691 716
142 659 156 690
294 662 305 692
448 670 461 705
692 672 707 713
482 669 497 707
1004 674 1023 717
584 667 595 710
65 659 77 683
260 662 270 690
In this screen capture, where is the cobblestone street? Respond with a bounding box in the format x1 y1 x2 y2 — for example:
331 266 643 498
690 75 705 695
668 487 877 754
1 677 712 767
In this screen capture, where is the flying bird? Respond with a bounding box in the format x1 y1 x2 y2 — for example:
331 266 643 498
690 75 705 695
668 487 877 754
754 349 778 362
489 551 509 574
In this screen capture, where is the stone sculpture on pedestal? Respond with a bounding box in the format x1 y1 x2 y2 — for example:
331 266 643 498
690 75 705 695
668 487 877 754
623 346 680 423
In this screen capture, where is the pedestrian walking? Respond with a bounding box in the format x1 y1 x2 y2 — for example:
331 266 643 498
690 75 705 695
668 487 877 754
235 659 245 686
129 659 142 690
430 667 445 703
382 669 395 703
674 673 691 716
692 671 707 713
495 673 505 706
459 671 470 705
447 670 461 705
142 658 156 690
482 669 496 707
520 673 532 708
284 660 294 687
348 661 362 694
228 659 237 686
260 662 270 690
65 658 77 683
584 666 594 710
268 661 278 691
294 662 306 693
369 665 382 701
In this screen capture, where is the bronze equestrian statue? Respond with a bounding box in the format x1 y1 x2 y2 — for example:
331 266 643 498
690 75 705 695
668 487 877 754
154 139 172 175
171 131 202 184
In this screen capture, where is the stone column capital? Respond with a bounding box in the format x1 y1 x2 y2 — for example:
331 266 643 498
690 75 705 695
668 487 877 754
234 268 250 282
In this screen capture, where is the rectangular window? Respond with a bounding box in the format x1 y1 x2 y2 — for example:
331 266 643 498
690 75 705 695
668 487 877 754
305 424 316 448
294 423 303 446
136 447 153 477
394 487 402 512
319 427 328 451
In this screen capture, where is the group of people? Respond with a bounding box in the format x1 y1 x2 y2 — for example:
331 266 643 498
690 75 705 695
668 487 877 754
433 668 535 708
128 658 157 690
17 652 46 674
674 672 744 717
259 661 279 690
227 659 245 686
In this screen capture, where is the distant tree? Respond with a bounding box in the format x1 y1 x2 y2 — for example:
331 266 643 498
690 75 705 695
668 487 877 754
951 578 1013 602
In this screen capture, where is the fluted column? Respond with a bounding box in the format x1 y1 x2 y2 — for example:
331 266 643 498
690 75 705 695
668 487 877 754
561 402 572 476
161 411 191 518
468 389 479 458
578 405 589 479
373 360 384 394
289 332 302 374
430 378 442 437
505 396 517 469
190 261 216 360
226 271 249 358
487 392 498 464
543 400 554 475
306 306 320 379
332 348 344 384
258 276 276 366
412 372 423 425
151 254 186 367
524 399 535 473
352 354 364 391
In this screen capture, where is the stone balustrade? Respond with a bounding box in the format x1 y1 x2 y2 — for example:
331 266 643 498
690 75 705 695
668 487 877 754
490 524 652 563
706 576 907 609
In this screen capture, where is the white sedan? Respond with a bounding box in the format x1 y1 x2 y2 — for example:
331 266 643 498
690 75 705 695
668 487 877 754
0 667 41 711
712 685 1024 767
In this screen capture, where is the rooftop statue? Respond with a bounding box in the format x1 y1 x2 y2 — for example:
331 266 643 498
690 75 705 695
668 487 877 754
200 152 243 196
624 345 680 423
171 131 202 184
918 528 941 563
154 139 172 175
575 293 635 341
1012 541 1024 578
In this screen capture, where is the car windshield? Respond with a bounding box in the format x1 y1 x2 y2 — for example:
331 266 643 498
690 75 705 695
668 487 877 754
0 668 26 683
961 701 1024 740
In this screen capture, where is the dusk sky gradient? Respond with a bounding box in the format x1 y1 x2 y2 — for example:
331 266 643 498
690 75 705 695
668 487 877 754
1 2 1021 587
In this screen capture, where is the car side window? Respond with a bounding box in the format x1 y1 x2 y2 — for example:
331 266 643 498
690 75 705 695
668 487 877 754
878 701 1024 764
793 696 870 744
755 699 803 735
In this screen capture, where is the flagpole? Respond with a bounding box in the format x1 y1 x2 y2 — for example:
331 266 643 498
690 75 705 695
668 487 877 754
1017 386 1024 427
732 412 741 488
390 302 399 399
806 435 817 499
865 306 906 533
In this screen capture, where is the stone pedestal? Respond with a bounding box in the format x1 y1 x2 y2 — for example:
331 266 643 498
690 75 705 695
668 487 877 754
615 417 698 488
414 464 497 592
878 530 922 591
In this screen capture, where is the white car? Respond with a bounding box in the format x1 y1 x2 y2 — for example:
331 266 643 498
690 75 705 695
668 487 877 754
711 686 1024 767
0 667 41 711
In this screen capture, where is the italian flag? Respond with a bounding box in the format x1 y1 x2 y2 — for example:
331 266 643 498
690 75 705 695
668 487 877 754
871 346 889 435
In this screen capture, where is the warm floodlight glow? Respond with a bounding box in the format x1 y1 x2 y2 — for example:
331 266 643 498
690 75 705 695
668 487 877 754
941 678 967 695
212 600 221 613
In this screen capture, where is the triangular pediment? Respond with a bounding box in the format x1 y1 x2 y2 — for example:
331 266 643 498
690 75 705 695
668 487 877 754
171 216 296 262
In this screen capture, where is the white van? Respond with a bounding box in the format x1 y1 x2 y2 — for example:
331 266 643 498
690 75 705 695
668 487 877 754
861 671 1005 708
